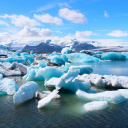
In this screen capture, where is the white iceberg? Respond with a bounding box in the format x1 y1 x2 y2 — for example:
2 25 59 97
13 81 38 104
37 89 59 108
76 90 126 104
0 78 18 95
77 74 128 88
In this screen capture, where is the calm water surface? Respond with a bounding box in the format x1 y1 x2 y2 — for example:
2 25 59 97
0 61 128 128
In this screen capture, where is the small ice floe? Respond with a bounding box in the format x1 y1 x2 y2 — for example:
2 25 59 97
61 46 75 54
69 65 93 75
76 74 128 89
101 52 126 61
76 90 126 104
0 77 18 95
37 89 59 108
23 66 63 81
67 53 100 64
35 91 61 99
13 81 38 104
0 62 27 76
83 101 108 111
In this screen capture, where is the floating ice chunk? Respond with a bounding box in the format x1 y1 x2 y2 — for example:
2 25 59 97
69 65 93 75
13 81 38 104
76 90 126 104
35 91 46 99
8 62 27 75
44 77 65 89
24 66 63 81
118 89 128 99
0 78 18 95
51 55 65 66
67 53 100 64
36 67 63 81
37 89 59 108
0 66 21 76
83 101 108 111
45 69 90 92
0 74 3 80
8 50 21 58
21 52 35 64
42 91 61 99
77 74 128 88
73 79 90 91
0 56 27 64
60 63 71 73
62 69 80 84
61 54 70 63
61 47 72 54
38 61 47 68
101 52 126 61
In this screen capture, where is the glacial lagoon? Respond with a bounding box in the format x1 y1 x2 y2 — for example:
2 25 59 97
1 61 128 128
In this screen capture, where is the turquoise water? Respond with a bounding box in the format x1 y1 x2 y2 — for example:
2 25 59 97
0 61 128 128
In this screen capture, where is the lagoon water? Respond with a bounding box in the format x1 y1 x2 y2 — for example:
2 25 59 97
0 61 128 128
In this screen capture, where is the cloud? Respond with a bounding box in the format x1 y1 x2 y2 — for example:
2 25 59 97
34 14 63 25
107 30 128 37
59 8 87 24
0 14 41 27
104 11 109 18
0 20 9 26
59 3 71 8
75 31 96 37
35 3 56 12
17 27 52 37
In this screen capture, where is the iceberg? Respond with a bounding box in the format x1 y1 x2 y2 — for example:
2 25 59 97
0 62 27 76
45 69 90 92
76 74 128 88
69 65 93 75
24 66 63 81
61 54 70 63
67 53 100 64
83 101 108 111
101 52 126 61
38 61 47 68
0 74 3 80
37 89 59 108
13 81 38 104
76 90 126 104
21 52 35 64
0 78 18 95
0 56 27 64
51 55 65 66
61 46 74 54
